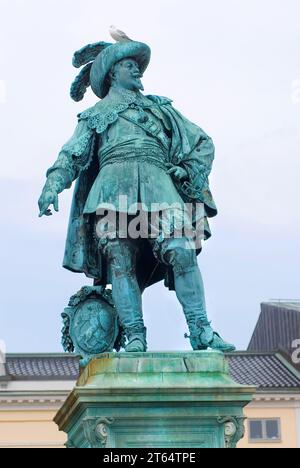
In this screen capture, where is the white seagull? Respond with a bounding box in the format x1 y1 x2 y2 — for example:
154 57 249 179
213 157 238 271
109 25 132 42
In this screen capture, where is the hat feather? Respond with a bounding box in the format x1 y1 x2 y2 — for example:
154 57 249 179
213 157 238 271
72 41 112 68
70 62 93 102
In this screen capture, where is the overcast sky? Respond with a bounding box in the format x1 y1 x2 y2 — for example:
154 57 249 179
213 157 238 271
0 0 299 353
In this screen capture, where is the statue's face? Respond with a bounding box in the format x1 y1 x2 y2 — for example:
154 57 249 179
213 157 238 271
111 58 144 91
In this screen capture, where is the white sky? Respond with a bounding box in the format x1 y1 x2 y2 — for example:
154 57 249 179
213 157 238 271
0 0 300 352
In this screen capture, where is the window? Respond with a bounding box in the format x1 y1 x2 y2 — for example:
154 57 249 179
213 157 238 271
249 419 281 443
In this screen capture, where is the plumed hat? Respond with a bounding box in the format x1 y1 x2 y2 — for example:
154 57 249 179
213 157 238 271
70 27 151 101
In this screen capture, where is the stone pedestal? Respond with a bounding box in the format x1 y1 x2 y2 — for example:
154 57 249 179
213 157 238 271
54 351 255 448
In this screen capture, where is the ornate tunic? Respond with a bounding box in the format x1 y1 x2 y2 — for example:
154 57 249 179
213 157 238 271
83 96 186 215
45 88 217 283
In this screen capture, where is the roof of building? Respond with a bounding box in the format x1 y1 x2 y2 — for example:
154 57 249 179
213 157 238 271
267 301 300 310
4 354 79 381
248 302 300 356
228 352 300 389
2 351 300 390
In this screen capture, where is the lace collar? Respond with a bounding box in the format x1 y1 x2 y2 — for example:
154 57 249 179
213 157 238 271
78 88 141 134
78 88 171 134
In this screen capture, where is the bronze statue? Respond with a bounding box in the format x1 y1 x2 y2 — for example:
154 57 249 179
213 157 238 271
38 29 235 354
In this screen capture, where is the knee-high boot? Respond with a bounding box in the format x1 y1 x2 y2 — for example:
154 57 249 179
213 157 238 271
104 239 147 352
174 263 214 349
174 264 235 352
164 240 235 352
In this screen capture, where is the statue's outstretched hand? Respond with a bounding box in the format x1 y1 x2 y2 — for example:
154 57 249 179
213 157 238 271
38 188 59 217
166 164 188 181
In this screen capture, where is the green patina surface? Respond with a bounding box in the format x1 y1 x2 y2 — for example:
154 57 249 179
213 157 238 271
39 31 235 356
55 351 255 448
39 30 254 448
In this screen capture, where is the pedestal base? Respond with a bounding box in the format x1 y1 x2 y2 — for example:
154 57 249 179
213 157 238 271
54 351 255 448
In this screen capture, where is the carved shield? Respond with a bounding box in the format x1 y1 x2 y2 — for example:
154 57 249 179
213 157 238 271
62 287 123 365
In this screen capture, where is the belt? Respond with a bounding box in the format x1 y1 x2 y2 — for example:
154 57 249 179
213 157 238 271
99 147 168 171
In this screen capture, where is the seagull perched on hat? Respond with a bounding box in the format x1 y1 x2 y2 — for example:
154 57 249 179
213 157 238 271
109 25 132 42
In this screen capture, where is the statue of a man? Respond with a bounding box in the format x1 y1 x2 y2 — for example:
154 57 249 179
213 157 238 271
38 30 235 353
